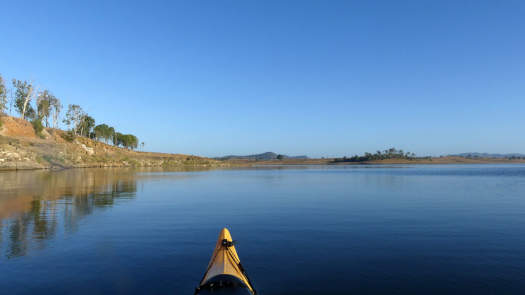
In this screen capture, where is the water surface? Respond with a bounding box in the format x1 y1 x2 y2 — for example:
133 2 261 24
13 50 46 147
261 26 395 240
1 165 525 294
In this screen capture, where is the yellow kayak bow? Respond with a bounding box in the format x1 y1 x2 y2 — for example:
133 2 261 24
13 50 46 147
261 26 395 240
195 228 256 295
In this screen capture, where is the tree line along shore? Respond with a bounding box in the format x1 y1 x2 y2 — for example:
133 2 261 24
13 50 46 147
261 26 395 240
0 74 226 170
0 74 140 150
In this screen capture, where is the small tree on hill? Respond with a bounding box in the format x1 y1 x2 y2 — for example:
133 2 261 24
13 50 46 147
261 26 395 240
94 124 108 142
63 104 84 135
51 97 62 129
31 116 44 136
113 133 138 149
37 97 50 125
37 90 57 127
0 75 7 114
12 79 36 120
129 135 138 150
94 124 116 144
107 127 115 144
114 132 123 146
77 114 95 137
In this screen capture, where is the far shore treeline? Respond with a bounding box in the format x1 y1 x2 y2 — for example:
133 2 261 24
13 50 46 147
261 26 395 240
0 74 142 150
333 148 430 163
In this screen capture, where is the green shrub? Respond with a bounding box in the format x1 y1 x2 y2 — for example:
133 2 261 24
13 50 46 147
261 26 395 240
61 130 76 142
31 117 44 136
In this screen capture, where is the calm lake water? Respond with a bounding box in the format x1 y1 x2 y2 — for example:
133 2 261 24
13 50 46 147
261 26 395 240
1 165 525 294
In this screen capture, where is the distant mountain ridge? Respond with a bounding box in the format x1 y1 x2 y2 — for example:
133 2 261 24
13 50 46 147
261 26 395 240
215 152 308 161
451 152 525 159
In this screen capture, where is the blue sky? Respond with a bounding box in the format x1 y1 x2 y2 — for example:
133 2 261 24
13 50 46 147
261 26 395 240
1 0 524 157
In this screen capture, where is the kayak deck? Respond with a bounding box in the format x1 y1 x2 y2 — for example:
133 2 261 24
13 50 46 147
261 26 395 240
195 228 256 295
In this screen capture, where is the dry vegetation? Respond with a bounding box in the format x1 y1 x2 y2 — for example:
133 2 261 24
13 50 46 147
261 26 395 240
0 115 225 170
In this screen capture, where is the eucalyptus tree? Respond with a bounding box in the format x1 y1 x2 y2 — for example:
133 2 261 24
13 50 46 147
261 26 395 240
108 126 115 144
77 115 95 137
37 90 54 126
124 134 138 150
63 104 84 135
51 97 62 129
0 75 7 114
94 124 108 142
94 124 115 143
114 132 124 146
12 79 36 120
113 133 139 149
128 134 138 150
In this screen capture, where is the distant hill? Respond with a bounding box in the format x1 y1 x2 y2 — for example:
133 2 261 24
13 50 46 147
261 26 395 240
215 152 308 161
450 152 525 159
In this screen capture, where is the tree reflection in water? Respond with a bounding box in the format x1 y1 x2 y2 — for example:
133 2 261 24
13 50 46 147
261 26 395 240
0 168 138 259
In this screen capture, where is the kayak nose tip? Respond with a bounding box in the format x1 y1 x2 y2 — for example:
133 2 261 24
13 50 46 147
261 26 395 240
219 228 233 241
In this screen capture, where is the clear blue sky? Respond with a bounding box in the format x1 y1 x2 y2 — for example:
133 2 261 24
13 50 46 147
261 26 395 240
1 0 524 158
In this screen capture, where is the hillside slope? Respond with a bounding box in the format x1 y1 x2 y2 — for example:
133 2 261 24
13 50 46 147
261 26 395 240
0 115 225 170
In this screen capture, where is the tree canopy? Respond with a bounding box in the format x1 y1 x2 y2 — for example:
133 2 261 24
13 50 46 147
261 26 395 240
37 90 59 127
94 124 116 144
78 114 95 137
12 79 35 120
114 133 139 150
63 104 84 135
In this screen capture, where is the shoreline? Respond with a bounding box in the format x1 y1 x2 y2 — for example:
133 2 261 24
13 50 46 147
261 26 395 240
2 153 525 173
222 157 525 167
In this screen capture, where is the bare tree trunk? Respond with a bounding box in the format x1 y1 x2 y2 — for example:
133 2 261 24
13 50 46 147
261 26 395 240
21 85 33 120
9 89 13 115
76 118 82 136
53 109 59 128
26 87 33 118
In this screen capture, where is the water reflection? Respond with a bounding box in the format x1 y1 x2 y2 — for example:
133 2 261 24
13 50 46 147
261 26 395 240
0 168 139 258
